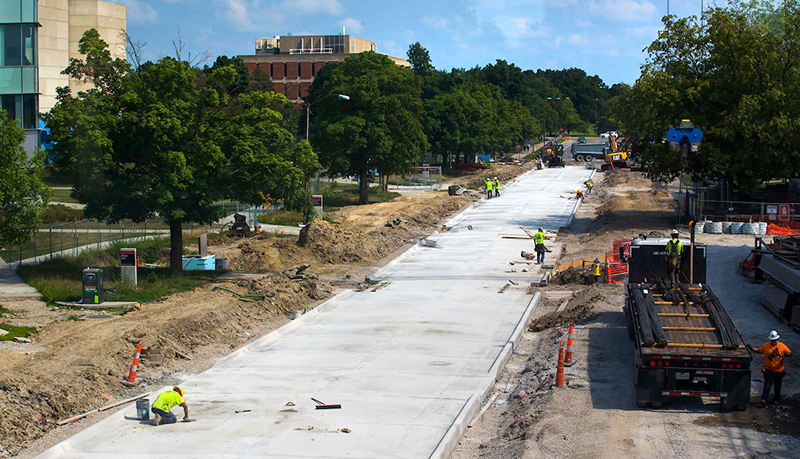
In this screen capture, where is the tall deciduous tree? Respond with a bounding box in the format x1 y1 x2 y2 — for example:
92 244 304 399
44 30 319 274
310 51 428 204
0 114 50 249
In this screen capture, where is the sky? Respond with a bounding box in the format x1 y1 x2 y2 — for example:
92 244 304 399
115 0 713 87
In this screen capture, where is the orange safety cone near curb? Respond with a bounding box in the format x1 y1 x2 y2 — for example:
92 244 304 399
127 339 143 383
555 340 565 388
564 320 576 367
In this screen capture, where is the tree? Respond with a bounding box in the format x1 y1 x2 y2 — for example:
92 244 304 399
613 1 800 193
407 42 435 77
44 30 319 275
0 114 50 248
310 51 428 204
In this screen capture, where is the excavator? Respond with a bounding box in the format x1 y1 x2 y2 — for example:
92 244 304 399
601 136 629 171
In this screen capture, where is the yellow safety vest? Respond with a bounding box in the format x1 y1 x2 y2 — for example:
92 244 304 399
666 239 683 257
486 180 493 190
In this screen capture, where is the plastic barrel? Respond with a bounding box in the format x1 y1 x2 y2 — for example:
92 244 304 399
721 222 733 234
743 222 758 235
137 399 150 420
757 222 767 235
694 221 706 234
706 222 723 234
730 222 744 234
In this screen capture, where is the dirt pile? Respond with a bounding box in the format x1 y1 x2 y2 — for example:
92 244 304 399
528 286 602 331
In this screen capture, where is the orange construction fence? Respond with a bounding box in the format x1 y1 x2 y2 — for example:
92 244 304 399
606 239 630 284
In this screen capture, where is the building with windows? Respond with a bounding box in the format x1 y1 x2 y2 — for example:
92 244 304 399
0 0 125 153
238 34 410 102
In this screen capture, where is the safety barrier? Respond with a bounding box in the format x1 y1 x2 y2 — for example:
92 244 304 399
564 320 575 367
606 239 629 284
555 341 565 388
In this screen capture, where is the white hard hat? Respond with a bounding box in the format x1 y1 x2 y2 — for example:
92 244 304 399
671 229 679 236
494 177 497 180
768 330 780 340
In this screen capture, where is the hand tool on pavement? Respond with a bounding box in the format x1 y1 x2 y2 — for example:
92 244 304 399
312 398 341 410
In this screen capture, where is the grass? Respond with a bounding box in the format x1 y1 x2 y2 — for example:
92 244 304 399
39 168 73 188
320 183 400 207
0 324 36 341
49 188 79 203
16 240 225 304
256 210 304 226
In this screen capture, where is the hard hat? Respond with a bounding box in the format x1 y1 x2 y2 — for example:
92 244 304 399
671 229 679 236
173 386 184 397
494 177 497 180
768 330 780 341
538 227 543 232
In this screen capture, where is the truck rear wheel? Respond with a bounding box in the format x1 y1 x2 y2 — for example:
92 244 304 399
575 154 584 162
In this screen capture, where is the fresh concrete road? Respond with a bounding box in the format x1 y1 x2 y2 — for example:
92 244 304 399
37 166 593 459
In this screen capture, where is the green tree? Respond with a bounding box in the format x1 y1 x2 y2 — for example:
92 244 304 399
44 30 318 274
407 42 435 77
310 51 428 204
0 114 50 248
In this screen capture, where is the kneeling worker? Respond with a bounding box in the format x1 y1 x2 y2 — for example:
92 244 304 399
152 386 190 425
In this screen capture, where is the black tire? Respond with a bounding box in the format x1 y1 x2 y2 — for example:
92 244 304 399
575 154 584 162
636 400 648 408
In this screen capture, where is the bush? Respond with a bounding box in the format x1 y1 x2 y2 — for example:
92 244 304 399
41 204 84 223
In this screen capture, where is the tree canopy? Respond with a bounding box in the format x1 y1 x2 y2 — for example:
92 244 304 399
612 0 800 193
0 114 50 248
44 29 319 274
308 51 428 204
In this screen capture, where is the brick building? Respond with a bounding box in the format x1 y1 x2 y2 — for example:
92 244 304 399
238 34 410 102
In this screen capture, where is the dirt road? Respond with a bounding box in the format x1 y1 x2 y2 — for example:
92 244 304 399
451 169 800 459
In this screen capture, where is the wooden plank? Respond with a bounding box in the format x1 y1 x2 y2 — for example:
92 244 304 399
663 327 716 332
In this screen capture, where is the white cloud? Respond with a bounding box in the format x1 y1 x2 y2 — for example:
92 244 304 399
585 0 659 22
217 0 345 32
290 0 344 15
116 0 158 23
339 17 364 34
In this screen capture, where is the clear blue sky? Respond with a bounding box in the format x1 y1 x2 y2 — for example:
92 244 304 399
116 0 713 87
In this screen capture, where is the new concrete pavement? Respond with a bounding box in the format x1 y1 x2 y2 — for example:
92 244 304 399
36 165 593 459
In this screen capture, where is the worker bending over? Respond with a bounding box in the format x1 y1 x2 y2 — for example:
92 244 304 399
152 386 190 425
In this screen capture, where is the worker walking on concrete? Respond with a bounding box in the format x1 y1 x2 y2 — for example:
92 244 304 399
152 386 190 425
485 178 494 199
750 331 792 407
592 258 602 284
493 177 501 197
533 227 547 264
666 229 683 289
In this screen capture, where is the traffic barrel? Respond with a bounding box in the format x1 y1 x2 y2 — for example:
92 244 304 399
564 320 575 367
556 340 565 388
127 339 143 383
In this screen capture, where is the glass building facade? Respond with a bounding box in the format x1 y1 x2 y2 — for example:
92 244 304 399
0 0 39 140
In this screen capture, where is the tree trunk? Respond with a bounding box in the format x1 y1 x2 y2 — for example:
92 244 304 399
359 170 369 204
169 221 183 276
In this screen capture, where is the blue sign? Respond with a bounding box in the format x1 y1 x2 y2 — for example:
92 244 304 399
666 127 703 144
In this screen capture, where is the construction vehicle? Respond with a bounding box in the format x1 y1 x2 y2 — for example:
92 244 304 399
623 235 751 409
601 136 629 171
540 142 565 167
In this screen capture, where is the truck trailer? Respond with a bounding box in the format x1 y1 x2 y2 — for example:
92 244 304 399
623 237 751 409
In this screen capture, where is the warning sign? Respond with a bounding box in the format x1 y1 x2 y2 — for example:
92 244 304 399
779 204 790 222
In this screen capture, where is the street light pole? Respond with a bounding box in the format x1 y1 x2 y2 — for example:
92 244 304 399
306 93 350 141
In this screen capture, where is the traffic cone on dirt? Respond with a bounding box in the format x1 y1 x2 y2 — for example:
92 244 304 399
555 340 565 388
564 320 575 367
126 339 143 384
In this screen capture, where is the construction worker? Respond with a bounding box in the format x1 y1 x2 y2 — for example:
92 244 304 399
666 229 683 289
485 177 493 199
592 258 602 284
750 331 792 407
576 189 584 201
585 180 594 194
152 386 190 425
493 177 501 197
533 227 547 264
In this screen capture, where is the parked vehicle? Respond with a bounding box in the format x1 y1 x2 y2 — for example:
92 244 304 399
623 236 751 410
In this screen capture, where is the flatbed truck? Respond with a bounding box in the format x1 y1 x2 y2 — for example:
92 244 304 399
623 237 751 409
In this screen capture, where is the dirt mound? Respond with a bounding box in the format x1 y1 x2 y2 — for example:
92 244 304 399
528 287 602 331
550 266 589 285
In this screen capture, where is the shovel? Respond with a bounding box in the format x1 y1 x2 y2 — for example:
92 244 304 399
312 398 341 410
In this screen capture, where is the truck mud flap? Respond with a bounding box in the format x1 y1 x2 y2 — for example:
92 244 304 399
635 368 665 408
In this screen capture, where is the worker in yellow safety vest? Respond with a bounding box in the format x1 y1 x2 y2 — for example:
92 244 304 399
485 178 494 199
666 229 684 289
592 258 602 284
533 227 547 264
493 177 501 197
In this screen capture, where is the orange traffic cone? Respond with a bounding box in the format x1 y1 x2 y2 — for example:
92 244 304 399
555 340 565 388
127 339 143 383
564 320 575 367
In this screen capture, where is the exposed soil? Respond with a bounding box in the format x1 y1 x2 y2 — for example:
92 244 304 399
0 165 524 458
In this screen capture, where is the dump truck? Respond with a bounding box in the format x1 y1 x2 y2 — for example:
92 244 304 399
571 141 607 162
623 236 751 409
